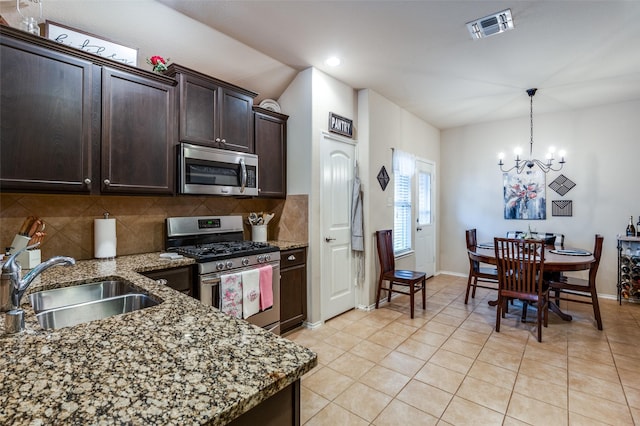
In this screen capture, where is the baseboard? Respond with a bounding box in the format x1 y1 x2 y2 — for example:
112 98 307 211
302 320 323 330
439 270 467 278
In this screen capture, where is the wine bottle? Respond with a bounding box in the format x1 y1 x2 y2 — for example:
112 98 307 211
627 216 636 237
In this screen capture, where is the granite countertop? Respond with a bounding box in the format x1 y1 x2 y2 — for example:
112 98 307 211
267 240 308 251
0 252 316 425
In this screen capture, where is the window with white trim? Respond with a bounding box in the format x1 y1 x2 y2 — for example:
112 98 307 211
392 149 415 255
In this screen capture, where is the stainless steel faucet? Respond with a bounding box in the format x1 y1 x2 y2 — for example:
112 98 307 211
1 244 75 334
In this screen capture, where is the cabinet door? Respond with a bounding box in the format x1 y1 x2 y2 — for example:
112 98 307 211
254 109 287 198
101 67 175 194
280 248 307 333
0 34 94 192
141 266 194 297
178 73 218 146
219 88 254 153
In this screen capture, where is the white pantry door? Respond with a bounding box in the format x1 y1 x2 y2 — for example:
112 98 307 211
414 159 435 278
321 132 357 321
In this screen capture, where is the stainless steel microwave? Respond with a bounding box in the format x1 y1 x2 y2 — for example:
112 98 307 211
178 143 258 196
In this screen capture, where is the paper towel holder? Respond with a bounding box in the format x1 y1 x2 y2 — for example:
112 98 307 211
94 212 117 259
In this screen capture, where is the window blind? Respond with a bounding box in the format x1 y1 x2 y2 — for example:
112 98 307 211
394 173 412 254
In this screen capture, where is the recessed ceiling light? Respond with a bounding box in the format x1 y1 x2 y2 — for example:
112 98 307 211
325 56 341 67
466 9 514 39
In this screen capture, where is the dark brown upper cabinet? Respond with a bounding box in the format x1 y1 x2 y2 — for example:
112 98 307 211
0 27 96 193
253 106 288 198
168 64 257 153
0 26 177 195
101 67 175 194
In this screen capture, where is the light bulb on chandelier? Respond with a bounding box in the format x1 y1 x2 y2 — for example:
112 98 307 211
498 88 566 174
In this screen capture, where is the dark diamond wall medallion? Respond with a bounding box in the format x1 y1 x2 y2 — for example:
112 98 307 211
549 174 576 196
377 166 390 191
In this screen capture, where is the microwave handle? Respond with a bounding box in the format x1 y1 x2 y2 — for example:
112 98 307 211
239 158 247 193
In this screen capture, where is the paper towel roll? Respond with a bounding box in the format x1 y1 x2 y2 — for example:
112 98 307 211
94 218 117 259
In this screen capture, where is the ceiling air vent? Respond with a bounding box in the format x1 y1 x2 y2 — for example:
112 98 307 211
466 9 514 39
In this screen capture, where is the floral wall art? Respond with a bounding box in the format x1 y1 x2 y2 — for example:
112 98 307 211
503 170 546 220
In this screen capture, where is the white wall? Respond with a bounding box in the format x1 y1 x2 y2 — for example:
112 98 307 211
359 89 441 306
441 100 640 298
279 68 358 324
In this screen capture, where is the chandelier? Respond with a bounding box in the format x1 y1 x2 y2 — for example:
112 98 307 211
498 88 566 174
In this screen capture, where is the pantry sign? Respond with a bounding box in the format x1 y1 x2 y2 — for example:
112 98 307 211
328 112 353 138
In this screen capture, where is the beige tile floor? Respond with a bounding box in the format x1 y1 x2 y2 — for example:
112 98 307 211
285 274 640 425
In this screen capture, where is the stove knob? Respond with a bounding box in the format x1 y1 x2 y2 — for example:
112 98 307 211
241 258 250 266
216 262 225 271
257 255 264 263
226 260 233 269
265 254 271 262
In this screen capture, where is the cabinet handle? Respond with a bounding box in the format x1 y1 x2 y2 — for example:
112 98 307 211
220 138 226 144
103 179 111 186
156 279 168 285
215 138 221 143
287 255 296 261
84 178 91 185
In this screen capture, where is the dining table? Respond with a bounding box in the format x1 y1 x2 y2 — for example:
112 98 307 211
469 242 596 321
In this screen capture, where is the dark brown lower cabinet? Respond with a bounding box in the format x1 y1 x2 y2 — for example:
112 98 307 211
228 380 300 426
280 247 307 334
141 266 194 298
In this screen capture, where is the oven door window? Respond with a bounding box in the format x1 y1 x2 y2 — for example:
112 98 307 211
185 158 241 186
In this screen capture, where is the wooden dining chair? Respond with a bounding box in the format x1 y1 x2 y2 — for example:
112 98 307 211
375 230 427 318
548 234 604 330
494 237 549 342
465 229 498 304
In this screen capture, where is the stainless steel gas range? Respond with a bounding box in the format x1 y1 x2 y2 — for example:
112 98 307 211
166 215 281 334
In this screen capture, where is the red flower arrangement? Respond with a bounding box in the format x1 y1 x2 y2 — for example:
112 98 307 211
146 55 170 73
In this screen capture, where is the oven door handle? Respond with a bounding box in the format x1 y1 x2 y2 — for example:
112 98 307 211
201 277 220 284
239 158 247 193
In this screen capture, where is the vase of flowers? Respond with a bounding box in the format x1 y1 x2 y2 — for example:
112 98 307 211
146 55 170 73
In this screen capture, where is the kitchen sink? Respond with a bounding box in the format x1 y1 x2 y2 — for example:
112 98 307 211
29 280 161 330
30 280 141 313
35 294 160 330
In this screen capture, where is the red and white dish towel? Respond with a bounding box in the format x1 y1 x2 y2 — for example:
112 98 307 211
242 269 260 319
259 264 273 310
220 272 242 318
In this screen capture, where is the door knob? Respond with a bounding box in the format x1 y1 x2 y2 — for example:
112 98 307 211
325 237 336 242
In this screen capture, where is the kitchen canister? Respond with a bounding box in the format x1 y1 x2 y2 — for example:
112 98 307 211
94 212 117 259
251 225 267 242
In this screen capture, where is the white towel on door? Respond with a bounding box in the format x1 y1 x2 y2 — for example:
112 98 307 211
242 269 261 319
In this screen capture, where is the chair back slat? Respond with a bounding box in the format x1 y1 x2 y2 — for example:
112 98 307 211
494 238 545 297
466 228 478 250
376 230 396 274
589 234 604 283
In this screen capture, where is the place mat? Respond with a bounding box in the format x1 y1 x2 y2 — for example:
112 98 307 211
476 243 493 249
550 249 592 256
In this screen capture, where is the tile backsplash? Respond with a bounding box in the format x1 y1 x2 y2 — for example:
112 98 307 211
0 193 308 260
